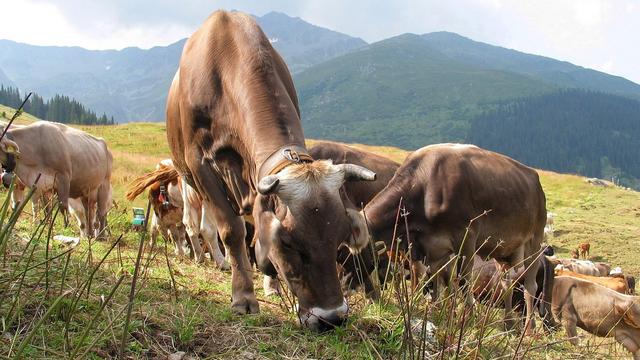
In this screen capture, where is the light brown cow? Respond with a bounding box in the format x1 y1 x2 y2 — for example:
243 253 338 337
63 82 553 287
364 144 546 334
0 121 112 238
126 160 227 268
555 267 629 294
552 259 609 276
552 276 640 359
165 11 375 331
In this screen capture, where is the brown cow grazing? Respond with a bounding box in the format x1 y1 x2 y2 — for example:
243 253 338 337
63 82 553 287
555 266 629 294
364 144 547 333
309 141 400 300
578 242 590 259
552 276 640 359
166 11 375 331
472 255 557 330
0 121 112 238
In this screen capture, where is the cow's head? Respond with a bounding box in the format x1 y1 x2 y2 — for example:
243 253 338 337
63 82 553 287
0 138 20 188
255 160 375 331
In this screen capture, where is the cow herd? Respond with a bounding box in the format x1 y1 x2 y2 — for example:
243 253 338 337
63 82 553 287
0 9 639 358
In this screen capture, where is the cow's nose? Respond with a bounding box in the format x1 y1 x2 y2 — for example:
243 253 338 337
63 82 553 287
299 299 348 332
1 172 13 188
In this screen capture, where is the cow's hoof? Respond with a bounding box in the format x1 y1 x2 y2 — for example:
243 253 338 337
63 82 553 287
217 261 231 271
231 297 259 315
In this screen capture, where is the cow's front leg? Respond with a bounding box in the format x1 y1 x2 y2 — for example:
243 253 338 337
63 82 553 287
187 152 258 314
201 203 229 270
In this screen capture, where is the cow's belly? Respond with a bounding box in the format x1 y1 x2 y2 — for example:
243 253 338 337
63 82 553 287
17 168 56 192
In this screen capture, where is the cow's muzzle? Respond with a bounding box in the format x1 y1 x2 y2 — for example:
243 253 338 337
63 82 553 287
298 299 348 332
1 172 13 189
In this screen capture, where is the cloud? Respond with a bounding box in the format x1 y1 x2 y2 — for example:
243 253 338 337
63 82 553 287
0 0 638 83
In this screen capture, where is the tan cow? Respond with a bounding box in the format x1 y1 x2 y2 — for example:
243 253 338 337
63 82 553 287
552 276 640 359
555 267 629 294
0 121 112 238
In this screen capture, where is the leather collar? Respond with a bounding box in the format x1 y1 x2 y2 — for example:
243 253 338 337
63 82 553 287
258 144 313 181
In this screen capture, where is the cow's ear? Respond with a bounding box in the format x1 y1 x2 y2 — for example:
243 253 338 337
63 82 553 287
344 209 370 254
0 139 20 156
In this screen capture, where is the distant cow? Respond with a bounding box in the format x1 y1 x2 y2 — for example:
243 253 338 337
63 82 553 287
553 259 609 276
552 276 640 359
0 121 112 238
364 144 547 333
577 242 590 259
555 267 628 294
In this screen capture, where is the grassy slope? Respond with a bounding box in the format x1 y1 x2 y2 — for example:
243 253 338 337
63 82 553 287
1 111 639 358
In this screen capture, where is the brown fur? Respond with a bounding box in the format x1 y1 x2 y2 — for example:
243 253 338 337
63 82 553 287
126 165 179 201
365 143 547 334
555 268 628 293
578 242 590 259
165 11 375 330
552 276 640 359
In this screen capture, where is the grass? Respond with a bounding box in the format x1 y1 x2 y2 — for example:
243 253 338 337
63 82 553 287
0 107 639 358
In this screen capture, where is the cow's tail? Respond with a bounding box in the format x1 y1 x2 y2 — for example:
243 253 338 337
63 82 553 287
126 165 180 201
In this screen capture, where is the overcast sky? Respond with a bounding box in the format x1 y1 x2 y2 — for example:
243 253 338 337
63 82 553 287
1 0 638 83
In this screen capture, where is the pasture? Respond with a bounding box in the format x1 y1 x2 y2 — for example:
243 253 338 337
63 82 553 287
1 114 639 358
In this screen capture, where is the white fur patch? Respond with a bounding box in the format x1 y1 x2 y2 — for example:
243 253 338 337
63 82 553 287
298 298 348 328
276 160 343 206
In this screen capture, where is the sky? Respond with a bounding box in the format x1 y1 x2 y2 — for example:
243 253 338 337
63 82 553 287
1 0 638 83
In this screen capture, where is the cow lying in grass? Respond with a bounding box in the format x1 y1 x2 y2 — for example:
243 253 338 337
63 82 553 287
552 276 640 359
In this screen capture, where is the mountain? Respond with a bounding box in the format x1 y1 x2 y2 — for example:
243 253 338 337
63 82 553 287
256 11 366 73
0 12 365 122
421 32 640 100
0 39 184 122
294 33 640 189
295 34 557 147
0 67 14 87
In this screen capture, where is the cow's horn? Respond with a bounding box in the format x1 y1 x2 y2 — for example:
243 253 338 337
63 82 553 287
258 175 280 195
339 164 376 181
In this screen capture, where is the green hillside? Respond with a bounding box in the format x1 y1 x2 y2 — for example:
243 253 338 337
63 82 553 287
295 34 557 148
421 31 640 100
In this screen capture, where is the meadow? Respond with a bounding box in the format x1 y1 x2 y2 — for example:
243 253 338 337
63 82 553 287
0 108 639 359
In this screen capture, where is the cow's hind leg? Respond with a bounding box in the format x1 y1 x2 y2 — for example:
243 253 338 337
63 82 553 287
95 182 110 239
188 152 258 314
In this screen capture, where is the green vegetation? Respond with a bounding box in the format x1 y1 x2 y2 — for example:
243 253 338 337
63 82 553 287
0 85 114 125
470 89 640 189
0 109 639 358
295 34 557 149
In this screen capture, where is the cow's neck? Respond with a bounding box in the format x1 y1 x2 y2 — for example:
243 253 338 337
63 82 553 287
222 76 308 184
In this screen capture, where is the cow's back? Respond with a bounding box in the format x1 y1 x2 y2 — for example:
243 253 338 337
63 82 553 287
427 144 543 257
368 143 546 261
166 10 301 182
